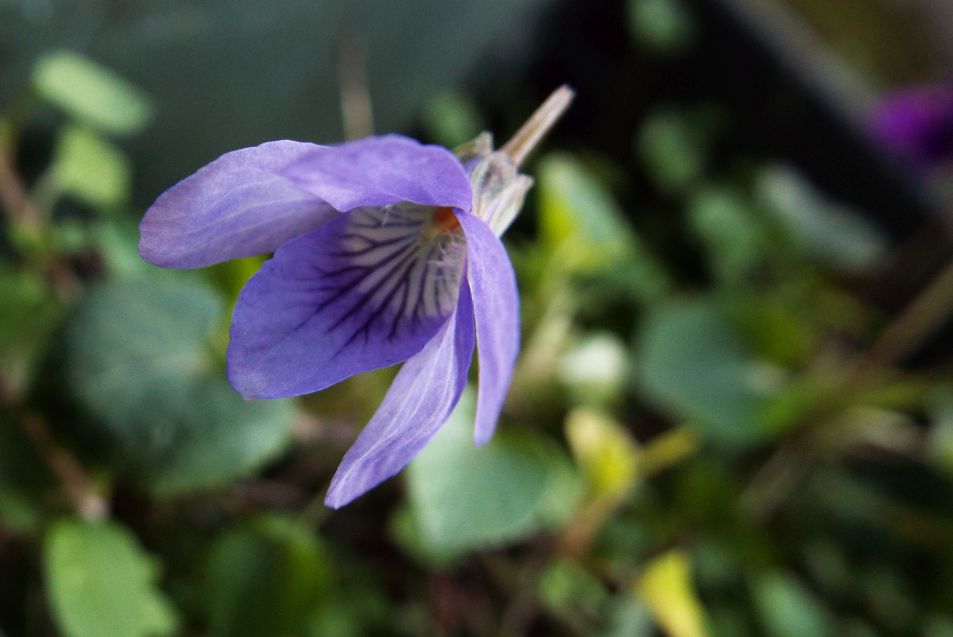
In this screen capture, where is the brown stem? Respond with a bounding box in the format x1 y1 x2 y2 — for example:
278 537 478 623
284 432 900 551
850 256 953 385
0 379 106 521
0 135 42 231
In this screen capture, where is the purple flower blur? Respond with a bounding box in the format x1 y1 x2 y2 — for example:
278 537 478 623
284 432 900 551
139 87 573 508
871 84 953 168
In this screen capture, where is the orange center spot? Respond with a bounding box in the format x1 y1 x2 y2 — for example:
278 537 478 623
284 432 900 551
433 206 461 232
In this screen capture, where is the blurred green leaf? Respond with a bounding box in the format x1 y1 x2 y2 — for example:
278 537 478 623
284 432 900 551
627 0 697 55
0 268 61 388
0 415 55 534
924 615 953 637
634 298 780 447
389 504 461 567
752 573 831 637
45 519 177 637
687 186 765 285
538 154 631 253
306 557 390 637
727 295 815 367
636 109 706 195
205 515 329 637
33 51 153 136
40 276 292 493
928 387 953 474
423 90 483 148
636 550 710 637
537 154 669 300
51 125 130 208
407 388 581 553
601 596 654 637
87 221 153 279
565 408 639 504
539 558 608 623
757 165 887 271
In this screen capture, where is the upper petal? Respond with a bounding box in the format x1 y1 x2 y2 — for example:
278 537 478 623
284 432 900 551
457 213 520 445
227 202 467 399
324 285 476 508
284 135 472 213
139 140 340 268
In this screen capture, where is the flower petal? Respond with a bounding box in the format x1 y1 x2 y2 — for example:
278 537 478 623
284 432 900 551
139 141 341 268
228 202 467 399
457 213 520 445
324 285 476 508
284 134 472 213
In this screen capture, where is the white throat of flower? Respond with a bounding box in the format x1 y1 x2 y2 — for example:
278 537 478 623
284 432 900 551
456 85 575 237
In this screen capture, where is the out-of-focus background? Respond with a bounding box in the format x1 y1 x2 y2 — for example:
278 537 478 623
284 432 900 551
2 1 953 635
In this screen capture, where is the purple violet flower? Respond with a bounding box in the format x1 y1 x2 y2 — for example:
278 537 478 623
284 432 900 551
139 87 574 507
871 84 953 169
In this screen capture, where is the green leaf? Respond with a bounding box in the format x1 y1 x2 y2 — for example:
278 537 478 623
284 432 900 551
205 515 330 637
627 0 697 55
40 275 292 493
537 154 669 300
407 388 580 553
423 90 483 148
634 298 779 447
687 187 765 285
757 165 887 271
752 573 831 637
33 51 153 136
0 268 62 389
635 109 706 195
538 558 608 620
51 125 131 208
601 597 654 637
45 519 177 637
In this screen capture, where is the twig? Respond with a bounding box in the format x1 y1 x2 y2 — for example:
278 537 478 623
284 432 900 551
849 256 953 385
337 35 374 140
0 133 43 231
0 378 106 521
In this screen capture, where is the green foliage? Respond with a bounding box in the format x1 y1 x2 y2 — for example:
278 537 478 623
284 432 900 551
51 125 131 209
40 276 292 493
627 0 697 55
757 165 887 271
687 186 766 285
407 390 580 554
636 109 707 195
44 519 177 637
423 90 484 147
33 51 153 136
634 298 780 447
204 516 329 637
536 153 670 302
752 573 831 637
0 268 62 387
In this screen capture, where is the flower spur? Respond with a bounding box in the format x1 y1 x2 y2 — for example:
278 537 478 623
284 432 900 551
139 86 574 507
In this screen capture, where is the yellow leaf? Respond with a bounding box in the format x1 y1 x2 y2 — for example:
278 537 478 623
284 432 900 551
565 408 639 503
636 550 710 637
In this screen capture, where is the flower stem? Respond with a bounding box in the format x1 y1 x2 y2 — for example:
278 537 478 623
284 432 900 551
501 85 575 167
